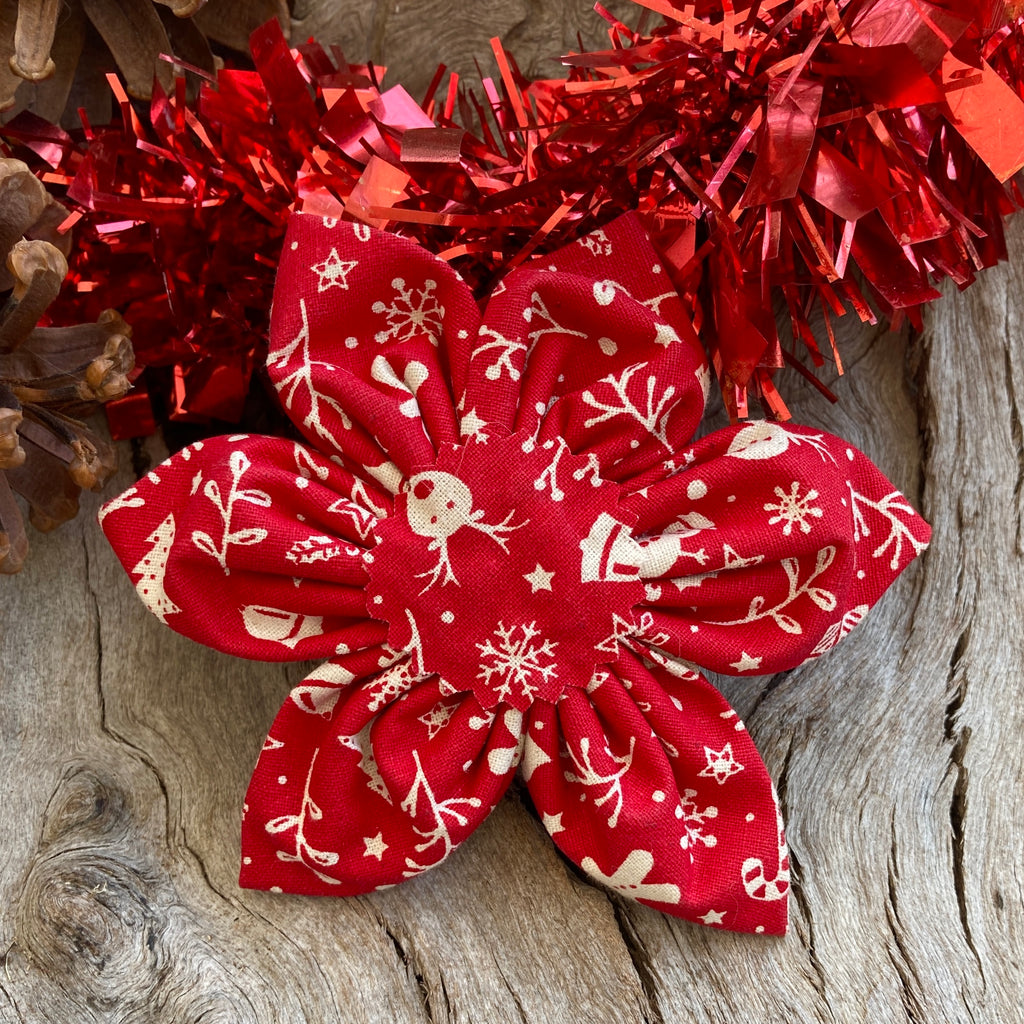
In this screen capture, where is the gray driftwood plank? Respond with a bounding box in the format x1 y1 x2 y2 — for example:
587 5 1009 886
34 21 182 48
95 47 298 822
3 2 1024 1019
3 223 1022 1022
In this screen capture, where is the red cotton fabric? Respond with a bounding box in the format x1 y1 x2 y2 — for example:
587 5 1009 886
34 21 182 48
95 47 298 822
100 212 930 935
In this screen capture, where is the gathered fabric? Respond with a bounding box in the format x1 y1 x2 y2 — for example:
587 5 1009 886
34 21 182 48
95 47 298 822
101 212 929 934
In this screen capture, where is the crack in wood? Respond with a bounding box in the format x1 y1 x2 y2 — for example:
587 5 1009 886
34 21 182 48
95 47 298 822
785 846 835 1022
376 914 435 1024
884 808 927 1024
0 945 25 1024
774 741 836 1022
492 956 529 1024
948 725 982 981
605 898 665 1024
943 622 985 986
999 329 1024 557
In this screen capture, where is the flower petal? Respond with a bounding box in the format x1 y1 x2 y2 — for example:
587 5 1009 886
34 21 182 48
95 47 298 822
463 214 709 478
240 660 522 894
624 423 931 674
100 434 386 660
523 649 787 934
266 214 477 473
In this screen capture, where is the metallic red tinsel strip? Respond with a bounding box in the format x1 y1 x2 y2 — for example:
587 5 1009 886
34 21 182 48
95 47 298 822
3 0 1023 431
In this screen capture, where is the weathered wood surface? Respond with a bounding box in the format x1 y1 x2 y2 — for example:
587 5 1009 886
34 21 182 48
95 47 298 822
3 5 1024 1022
289 0 636 99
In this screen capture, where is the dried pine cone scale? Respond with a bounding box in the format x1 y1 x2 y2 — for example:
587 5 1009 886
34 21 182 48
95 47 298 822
2 312 132 406
2 0 220 129
1 156 133 574
1 236 65 349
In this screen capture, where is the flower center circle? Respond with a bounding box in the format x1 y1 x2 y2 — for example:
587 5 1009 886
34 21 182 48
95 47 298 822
365 433 645 711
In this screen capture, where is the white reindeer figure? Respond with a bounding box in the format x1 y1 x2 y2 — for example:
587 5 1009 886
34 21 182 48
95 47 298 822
405 471 526 593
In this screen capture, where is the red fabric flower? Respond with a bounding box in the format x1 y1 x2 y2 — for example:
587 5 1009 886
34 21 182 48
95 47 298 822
100 213 930 934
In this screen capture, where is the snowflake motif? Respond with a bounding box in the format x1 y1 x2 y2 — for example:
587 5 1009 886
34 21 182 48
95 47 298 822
678 789 718 853
764 481 824 536
476 621 558 705
372 277 444 344
698 743 744 785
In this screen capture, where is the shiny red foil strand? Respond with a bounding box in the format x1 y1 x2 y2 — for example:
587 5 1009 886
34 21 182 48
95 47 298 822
2 1 1023 433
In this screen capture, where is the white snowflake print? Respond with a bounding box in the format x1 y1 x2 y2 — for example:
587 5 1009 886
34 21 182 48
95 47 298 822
678 789 718 854
698 743 744 784
764 481 824 536
476 622 558 704
338 723 392 803
372 277 444 344
311 248 358 292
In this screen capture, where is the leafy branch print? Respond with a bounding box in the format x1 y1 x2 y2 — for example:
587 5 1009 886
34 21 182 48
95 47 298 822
706 546 838 634
191 450 271 574
582 363 678 451
264 747 342 886
847 483 930 570
269 298 353 445
401 749 482 877
471 326 528 381
563 734 636 829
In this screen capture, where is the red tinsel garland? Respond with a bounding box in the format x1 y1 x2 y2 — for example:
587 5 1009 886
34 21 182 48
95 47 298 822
3 0 1023 432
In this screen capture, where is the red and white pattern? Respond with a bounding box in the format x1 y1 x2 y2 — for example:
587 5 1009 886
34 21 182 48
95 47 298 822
100 213 930 935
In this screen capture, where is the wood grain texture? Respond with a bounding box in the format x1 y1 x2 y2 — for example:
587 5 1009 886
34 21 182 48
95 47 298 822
2 3 1024 1020
290 0 636 99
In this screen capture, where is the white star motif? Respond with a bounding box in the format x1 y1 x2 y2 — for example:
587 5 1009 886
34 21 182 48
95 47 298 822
523 564 555 593
363 832 388 860
699 909 725 925
312 248 358 292
460 407 488 440
729 651 762 672
542 812 565 835
698 743 744 785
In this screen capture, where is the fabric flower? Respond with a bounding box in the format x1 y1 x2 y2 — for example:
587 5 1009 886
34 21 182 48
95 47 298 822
100 213 930 935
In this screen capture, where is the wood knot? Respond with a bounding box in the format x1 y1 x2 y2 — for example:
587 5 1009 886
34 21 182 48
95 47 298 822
15 850 167 1011
40 768 131 848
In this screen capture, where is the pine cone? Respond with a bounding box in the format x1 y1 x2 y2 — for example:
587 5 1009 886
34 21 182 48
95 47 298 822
0 156 133 573
0 0 290 128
